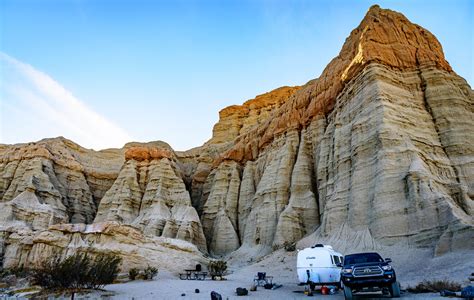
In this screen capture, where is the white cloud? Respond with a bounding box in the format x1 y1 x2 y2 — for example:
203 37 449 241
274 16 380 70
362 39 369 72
0 52 133 150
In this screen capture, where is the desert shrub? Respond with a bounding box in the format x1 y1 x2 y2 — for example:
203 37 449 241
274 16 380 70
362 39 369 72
64 252 92 288
143 266 158 280
208 260 227 277
86 253 122 289
128 268 139 280
31 252 121 290
31 258 55 288
1 266 30 279
32 254 88 289
283 241 296 252
407 279 461 293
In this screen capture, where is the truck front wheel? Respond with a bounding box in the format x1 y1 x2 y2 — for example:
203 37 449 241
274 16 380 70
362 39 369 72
344 285 353 300
390 281 401 298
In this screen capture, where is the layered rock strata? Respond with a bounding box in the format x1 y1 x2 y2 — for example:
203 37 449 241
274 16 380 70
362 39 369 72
219 4 453 164
209 86 300 145
177 86 300 217
200 5 473 256
2 222 207 273
94 144 208 252
0 137 123 229
200 160 242 256
214 60 473 257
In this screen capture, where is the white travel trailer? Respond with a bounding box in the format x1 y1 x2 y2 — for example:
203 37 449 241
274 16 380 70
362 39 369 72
297 244 343 288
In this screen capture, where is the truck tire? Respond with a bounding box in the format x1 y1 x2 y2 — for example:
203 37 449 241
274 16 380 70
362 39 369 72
344 285 353 300
390 281 401 298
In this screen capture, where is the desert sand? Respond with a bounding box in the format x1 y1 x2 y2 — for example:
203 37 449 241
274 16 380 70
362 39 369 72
83 248 473 299
87 275 445 300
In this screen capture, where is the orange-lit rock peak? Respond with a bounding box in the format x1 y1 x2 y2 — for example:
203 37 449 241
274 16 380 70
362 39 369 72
219 5 453 164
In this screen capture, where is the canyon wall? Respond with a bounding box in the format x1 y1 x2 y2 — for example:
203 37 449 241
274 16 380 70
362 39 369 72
0 5 472 271
199 5 473 257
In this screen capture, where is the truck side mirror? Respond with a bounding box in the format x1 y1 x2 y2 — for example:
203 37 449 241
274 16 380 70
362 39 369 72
336 263 343 267
385 258 392 263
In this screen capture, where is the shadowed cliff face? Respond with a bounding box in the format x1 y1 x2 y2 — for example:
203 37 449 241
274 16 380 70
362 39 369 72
0 5 472 268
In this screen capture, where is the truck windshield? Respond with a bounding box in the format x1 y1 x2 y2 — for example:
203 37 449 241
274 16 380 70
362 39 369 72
344 253 383 265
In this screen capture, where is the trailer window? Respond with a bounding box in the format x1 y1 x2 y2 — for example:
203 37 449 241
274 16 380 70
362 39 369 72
330 255 334 264
334 256 340 264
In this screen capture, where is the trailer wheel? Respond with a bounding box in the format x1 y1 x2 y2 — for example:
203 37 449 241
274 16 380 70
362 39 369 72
390 281 400 298
343 285 353 300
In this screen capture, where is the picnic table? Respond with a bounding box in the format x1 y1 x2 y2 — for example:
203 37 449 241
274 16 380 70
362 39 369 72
179 269 208 280
254 272 273 287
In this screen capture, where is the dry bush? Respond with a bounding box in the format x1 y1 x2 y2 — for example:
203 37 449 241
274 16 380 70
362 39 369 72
31 252 121 290
128 268 139 280
283 241 296 252
32 253 89 289
208 260 227 277
143 266 158 280
407 279 461 293
0 266 30 279
86 253 122 289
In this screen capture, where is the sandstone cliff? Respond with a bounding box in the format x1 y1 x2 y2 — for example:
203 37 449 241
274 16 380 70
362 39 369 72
200 4 473 258
0 137 123 228
94 143 207 252
2 222 207 273
0 5 472 270
208 86 301 145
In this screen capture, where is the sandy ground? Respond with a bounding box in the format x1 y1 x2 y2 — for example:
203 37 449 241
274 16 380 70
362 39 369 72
81 248 474 300
84 272 446 300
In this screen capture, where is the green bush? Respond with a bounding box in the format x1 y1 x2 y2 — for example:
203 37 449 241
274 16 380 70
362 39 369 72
128 268 140 280
208 260 227 277
407 279 462 293
143 266 158 280
31 252 122 290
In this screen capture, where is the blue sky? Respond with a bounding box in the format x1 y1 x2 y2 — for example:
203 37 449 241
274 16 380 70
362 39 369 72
1 0 472 150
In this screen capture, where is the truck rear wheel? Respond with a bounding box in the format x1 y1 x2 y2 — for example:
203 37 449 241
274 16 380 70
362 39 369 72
390 281 400 298
344 285 353 300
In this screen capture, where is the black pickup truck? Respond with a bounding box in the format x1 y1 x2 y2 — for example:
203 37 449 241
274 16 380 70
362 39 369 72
339 252 400 299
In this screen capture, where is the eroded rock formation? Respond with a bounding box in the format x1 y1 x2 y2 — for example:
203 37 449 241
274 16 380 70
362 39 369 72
205 4 473 257
0 5 472 269
94 144 207 252
0 137 123 229
209 86 301 145
2 222 207 273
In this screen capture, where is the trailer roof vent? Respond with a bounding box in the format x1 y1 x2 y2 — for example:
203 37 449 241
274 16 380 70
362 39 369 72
313 244 324 248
